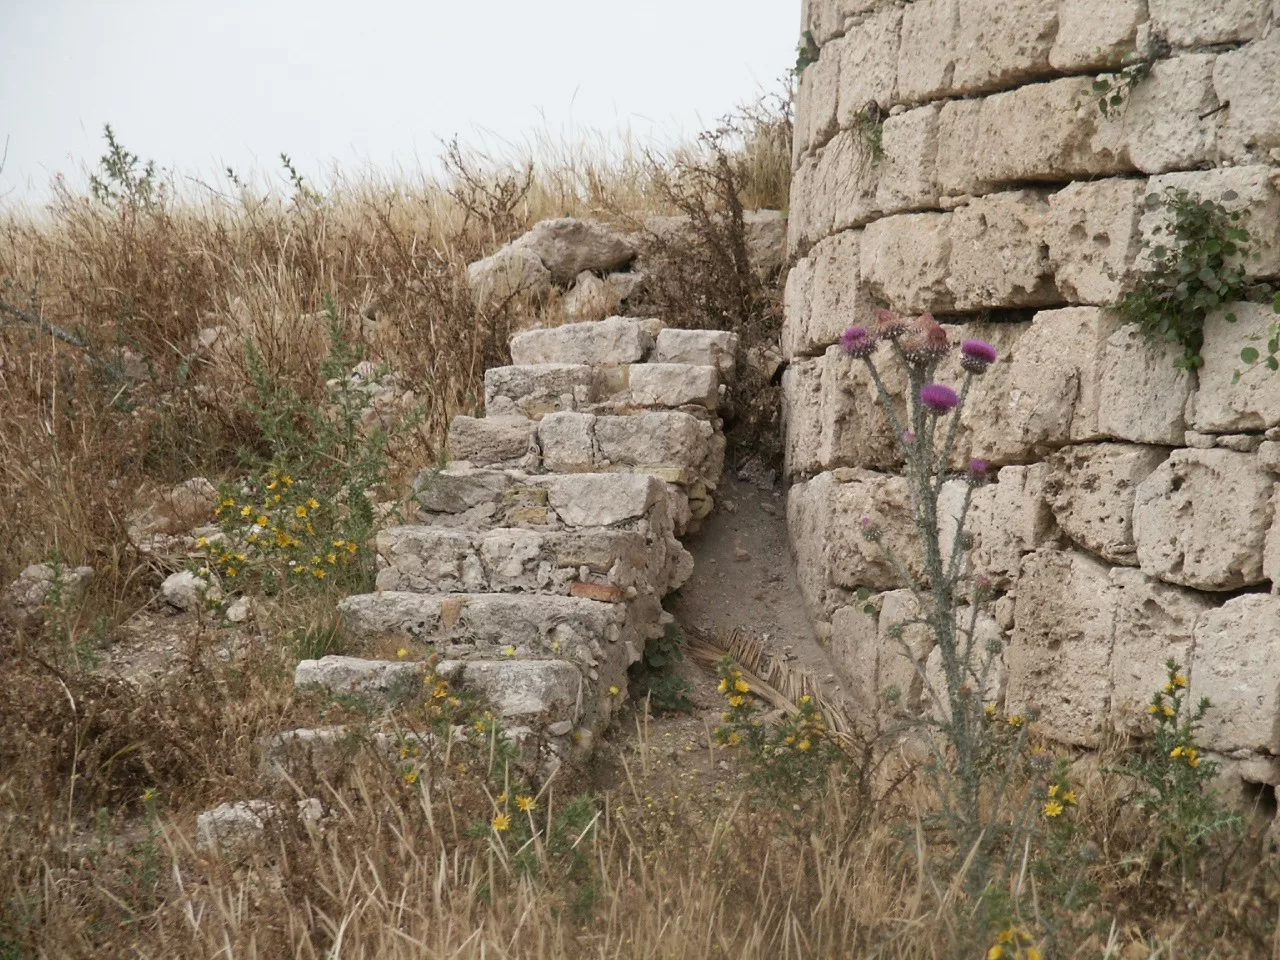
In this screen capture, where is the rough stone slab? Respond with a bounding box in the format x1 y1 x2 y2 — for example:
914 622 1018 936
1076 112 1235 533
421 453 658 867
897 0 959 104
448 416 537 467
1215 32 1280 163
966 308 1121 464
510 317 658 366
1098 326 1192 446
484 364 602 419
535 472 667 528
787 153 824 256
374 525 659 596
435 659 584 723
782 254 816 360
259 726 367 785
1124 55 1220 174
803 0 879 46
815 344 904 475
593 412 721 481
414 465 514 514
295 656 424 700
2 563 94 631
795 46 840 159
939 464 1056 588
833 9 901 129
946 190 1060 310
782 356 825 480
467 247 552 313
788 469 924 618
1009 548 1116 747
1046 178 1146 306
1133 448 1275 590
537 412 599 473
338 592 628 660
1190 594 1280 753
627 364 719 409
951 0 1058 95
1143 167 1280 280
510 219 635 284
650 328 738 376
197 800 275 855
1149 0 1271 47
829 600 880 716
1109 568 1212 736
1050 0 1146 71
861 212 953 313
1194 304 1280 433
872 590 934 716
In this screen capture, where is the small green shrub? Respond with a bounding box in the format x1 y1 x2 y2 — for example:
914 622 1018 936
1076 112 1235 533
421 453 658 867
1125 660 1242 883
1119 187 1255 370
1091 58 1152 118
630 623 694 714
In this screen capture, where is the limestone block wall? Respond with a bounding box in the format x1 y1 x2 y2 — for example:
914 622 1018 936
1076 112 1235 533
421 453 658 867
785 0 1280 785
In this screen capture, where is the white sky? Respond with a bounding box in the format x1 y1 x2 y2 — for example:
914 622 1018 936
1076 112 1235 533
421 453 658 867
0 1 798 205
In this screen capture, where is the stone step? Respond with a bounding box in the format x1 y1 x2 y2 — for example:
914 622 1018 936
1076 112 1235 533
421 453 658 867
447 416 538 468
413 466 693 540
294 655 584 731
509 316 663 366
652 328 738 377
258 724 446 786
373 524 671 597
484 362 720 419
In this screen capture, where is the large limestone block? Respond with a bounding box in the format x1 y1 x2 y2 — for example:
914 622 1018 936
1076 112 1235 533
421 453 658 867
1133 448 1275 590
1109 569 1213 735
538 472 666 528
938 464 1056 588
783 255 817 361
1098 326 1192 445
786 231 874 360
795 48 840 159
782 357 825 480
897 0 959 104
1045 444 1171 566
946 190 1059 311
1190 594 1280 753
467 247 552 312
448 416 537 467
510 317 658 366
806 130 881 234
627 364 718 410
786 155 824 256
788 469 925 618
816 344 904 474
337 592 627 660
1008 548 1116 746
484 364 601 419
1045 179 1146 305
936 78 1128 196
511 219 635 284
804 0 879 45
1143 167 1280 279
1193 304 1280 433
1123 55 1220 174
861 212 953 313
650 328 738 376
951 0 1058 95
1049 0 1146 71
1149 0 1271 47
834 9 902 129
592 412 720 481
830 601 880 714
966 308 1121 464
295 656 423 701
415 465 514 515
875 104 943 216
1215 32 1280 163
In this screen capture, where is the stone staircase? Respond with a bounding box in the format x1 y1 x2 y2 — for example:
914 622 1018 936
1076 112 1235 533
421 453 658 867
198 317 736 849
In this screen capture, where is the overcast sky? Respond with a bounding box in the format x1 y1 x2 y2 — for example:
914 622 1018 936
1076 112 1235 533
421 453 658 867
0 1 797 205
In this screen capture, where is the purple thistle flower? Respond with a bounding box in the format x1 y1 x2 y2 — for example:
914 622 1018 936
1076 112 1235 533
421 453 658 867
960 339 998 374
840 325 876 359
919 383 959 413
968 458 989 486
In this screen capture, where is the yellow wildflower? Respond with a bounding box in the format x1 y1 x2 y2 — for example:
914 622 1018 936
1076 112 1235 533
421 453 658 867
240 505 252 517
492 813 511 832
1170 745 1184 758
448 696 461 707
196 536 209 548
609 685 621 696
312 568 326 579
799 695 811 705
496 792 508 805
797 739 812 752
1026 949 1043 960
474 720 488 734
727 732 742 746
295 506 308 519
1162 704 1175 717
1189 756 1201 769
397 648 409 659
1047 784 1059 799
267 480 279 491
1008 714 1025 728
728 695 746 708
308 498 320 510
327 553 338 564
784 735 796 745
1174 674 1188 688
985 704 997 718
987 947 1004 960
1147 703 1160 715
517 795 538 812
1043 799 1064 818
273 494 283 503
347 542 358 554
717 678 729 693
998 930 1016 944
333 539 346 548
403 770 418 785
255 515 268 527
226 567 238 577
503 646 517 657
282 475 294 485
734 678 750 694
1064 789 1078 806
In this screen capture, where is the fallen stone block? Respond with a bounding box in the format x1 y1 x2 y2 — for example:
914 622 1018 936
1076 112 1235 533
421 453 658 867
510 317 659 366
510 218 636 284
1 562 94 632
436 659 584 723
295 656 424 703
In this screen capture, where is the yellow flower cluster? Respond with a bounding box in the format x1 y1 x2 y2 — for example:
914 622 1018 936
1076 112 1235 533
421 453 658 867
208 472 359 586
1170 744 1202 769
1042 782 1079 819
987 926 1041 960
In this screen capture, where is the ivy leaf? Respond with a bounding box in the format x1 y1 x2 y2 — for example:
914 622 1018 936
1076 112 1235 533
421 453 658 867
1241 347 1260 364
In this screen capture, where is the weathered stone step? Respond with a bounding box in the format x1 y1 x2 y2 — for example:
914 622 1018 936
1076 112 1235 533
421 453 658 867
510 316 663 365
652 328 738 377
446 410 723 487
413 466 693 539
484 362 720 419
258 724 447 786
373 524 670 597
294 655 584 731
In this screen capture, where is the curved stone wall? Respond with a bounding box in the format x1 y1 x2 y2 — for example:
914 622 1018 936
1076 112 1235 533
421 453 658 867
785 0 1280 786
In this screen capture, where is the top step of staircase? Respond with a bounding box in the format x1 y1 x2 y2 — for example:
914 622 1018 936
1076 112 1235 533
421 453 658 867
509 317 737 376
